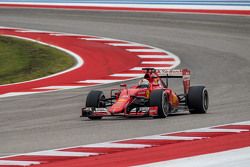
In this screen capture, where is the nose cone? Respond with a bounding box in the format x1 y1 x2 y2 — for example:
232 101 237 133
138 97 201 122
108 97 129 114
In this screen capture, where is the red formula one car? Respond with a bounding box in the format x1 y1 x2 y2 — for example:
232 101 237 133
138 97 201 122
81 68 208 120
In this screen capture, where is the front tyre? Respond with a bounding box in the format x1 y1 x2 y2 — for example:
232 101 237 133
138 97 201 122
85 90 105 120
188 86 209 114
150 89 169 118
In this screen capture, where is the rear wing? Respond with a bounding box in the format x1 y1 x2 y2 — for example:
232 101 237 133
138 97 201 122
157 69 191 94
156 69 190 78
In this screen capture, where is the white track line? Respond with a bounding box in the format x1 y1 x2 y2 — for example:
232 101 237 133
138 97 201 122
110 73 144 77
108 43 146 47
126 48 165 52
0 160 40 166
138 55 170 58
0 26 20 29
80 37 120 41
15 30 52 33
0 92 40 98
130 67 172 70
25 150 98 157
142 61 175 64
135 147 250 167
83 142 151 149
35 86 84 90
79 80 123 84
49 33 84 36
232 121 250 125
135 135 205 140
185 128 249 133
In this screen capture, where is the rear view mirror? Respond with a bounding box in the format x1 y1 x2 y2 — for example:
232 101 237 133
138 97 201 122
120 83 127 88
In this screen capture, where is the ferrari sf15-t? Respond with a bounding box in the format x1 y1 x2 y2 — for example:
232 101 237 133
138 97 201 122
81 68 209 120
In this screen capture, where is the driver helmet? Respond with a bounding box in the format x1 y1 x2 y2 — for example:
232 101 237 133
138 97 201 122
138 79 150 88
151 73 157 78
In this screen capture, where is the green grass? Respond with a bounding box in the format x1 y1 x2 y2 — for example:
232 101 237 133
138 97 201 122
0 36 75 85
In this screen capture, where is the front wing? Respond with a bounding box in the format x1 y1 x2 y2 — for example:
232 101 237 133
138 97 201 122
81 107 159 118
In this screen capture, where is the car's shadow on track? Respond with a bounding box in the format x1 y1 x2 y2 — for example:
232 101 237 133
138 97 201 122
81 112 190 121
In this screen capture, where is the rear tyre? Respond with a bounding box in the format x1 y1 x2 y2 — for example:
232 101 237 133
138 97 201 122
150 89 169 118
86 90 105 120
188 86 209 114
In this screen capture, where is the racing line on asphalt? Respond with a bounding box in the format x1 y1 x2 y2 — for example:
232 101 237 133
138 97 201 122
0 26 180 98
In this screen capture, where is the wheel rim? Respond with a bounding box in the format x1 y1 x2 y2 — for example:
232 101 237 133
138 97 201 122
98 95 105 108
162 93 169 116
203 89 209 111
90 94 105 119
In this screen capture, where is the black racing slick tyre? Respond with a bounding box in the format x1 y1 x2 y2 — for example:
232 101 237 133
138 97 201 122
86 90 105 120
188 86 209 114
149 89 169 118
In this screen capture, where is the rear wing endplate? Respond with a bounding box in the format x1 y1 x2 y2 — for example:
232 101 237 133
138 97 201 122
157 69 191 94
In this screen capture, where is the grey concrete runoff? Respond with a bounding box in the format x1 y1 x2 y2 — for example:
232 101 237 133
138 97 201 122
0 8 249 156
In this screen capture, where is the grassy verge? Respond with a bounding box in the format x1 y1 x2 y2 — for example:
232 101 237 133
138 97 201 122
0 36 75 85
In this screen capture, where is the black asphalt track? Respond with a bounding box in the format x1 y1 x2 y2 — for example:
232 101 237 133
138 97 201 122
0 8 249 156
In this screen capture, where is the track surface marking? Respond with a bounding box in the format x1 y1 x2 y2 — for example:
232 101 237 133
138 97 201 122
0 27 179 98
0 121 249 167
0 0 250 15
